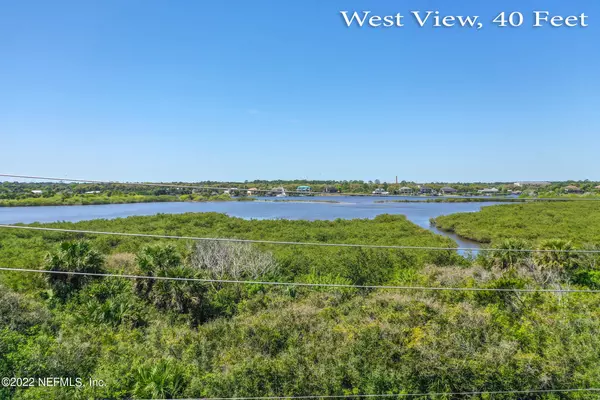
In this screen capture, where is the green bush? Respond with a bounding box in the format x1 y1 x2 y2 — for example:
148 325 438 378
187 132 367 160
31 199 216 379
135 244 207 323
43 241 105 301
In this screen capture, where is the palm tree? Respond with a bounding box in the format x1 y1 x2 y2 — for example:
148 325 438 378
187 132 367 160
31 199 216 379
135 244 206 321
133 359 186 399
151 264 203 313
44 241 105 300
534 239 578 280
489 238 530 270
134 244 182 298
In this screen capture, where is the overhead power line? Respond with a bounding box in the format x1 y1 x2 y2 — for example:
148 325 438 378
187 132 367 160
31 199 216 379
1 224 599 254
0 173 257 192
0 173 361 196
145 387 600 400
2 173 600 200
1 266 599 293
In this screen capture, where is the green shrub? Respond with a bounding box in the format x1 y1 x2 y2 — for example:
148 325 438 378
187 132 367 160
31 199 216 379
43 241 105 301
133 359 187 399
135 244 207 323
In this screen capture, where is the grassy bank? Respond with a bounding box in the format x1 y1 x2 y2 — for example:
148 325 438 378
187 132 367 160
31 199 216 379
432 202 600 245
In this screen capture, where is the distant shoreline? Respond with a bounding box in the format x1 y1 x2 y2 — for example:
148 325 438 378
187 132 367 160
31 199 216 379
256 199 342 204
3 195 599 208
375 197 598 204
0 196 253 208
376 198 527 204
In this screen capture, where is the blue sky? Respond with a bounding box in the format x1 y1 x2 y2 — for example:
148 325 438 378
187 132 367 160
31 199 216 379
1 0 598 183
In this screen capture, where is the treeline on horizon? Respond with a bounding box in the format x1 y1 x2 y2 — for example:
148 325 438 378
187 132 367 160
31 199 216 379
2 179 600 199
2 211 600 398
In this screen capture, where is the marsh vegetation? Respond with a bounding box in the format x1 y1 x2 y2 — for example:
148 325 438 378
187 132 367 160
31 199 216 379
1 211 600 398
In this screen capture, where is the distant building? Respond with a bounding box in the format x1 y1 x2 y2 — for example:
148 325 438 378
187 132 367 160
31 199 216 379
372 188 389 195
419 186 434 194
269 187 286 196
564 185 582 194
595 185 600 191
323 186 338 193
514 181 551 187
478 188 500 195
398 187 413 195
85 191 101 194
296 186 311 193
31 190 43 195
247 188 259 196
440 187 458 195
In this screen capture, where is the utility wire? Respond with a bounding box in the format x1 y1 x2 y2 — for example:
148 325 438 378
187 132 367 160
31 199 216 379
1 266 600 293
145 387 600 399
0 174 366 196
1 224 599 254
2 173 599 200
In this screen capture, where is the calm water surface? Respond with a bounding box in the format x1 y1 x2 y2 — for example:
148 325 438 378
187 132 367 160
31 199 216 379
0 196 506 248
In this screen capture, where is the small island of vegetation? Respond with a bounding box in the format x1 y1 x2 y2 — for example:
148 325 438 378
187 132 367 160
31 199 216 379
433 201 600 246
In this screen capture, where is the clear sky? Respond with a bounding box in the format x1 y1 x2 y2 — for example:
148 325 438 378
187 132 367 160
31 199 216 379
1 0 598 183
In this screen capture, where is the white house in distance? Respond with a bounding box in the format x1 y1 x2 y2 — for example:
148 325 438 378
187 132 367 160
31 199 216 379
478 188 499 195
513 181 551 188
31 190 43 195
372 188 390 195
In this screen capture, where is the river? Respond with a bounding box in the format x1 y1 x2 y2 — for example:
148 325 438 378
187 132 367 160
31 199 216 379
0 196 505 249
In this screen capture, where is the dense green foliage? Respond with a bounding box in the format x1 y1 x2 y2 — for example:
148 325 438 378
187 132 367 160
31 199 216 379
0 193 246 207
433 202 600 245
0 213 459 276
1 212 600 398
